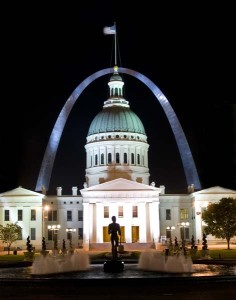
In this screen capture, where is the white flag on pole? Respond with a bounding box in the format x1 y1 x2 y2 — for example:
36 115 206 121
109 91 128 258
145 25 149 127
103 24 116 35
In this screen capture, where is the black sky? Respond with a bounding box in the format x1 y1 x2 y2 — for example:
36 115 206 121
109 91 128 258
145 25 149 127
1 2 235 194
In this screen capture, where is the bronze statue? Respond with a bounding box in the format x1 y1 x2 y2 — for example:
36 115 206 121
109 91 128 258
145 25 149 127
108 216 121 259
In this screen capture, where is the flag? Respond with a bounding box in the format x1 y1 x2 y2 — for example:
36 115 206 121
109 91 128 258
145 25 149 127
103 24 116 35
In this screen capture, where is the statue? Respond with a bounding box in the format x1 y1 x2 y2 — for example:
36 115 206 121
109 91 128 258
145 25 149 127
108 216 121 259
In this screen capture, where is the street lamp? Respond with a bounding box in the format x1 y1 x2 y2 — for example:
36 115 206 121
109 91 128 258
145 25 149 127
66 228 76 250
48 224 61 250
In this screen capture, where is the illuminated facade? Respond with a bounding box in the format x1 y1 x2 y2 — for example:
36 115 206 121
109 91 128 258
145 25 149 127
0 67 235 251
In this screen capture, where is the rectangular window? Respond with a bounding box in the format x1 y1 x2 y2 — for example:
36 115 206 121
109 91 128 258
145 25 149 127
48 229 53 241
48 210 57 221
133 206 138 218
31 209 36 221
4 210 10 221
180 227 190 240
118 206 123 218
180 208 188 220
31 228 36 240
104 206 109 218
67 210 72 221
78 210 83 221
78 228 83 240
18 210 23 221
166 229 171 239
166 209 171 220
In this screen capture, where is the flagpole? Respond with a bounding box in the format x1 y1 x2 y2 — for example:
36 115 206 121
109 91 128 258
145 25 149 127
114 22 117 66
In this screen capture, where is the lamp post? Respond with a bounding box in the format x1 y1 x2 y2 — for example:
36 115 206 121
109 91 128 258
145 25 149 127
66 228 76 250
48 225 61 250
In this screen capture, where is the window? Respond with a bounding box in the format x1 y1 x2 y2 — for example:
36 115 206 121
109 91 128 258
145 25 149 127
116 153 120 164
48 210 57 221
180 227 190 240
166 209 171 220
133 206 138 218
78 228 83 240
31 209 36 221
4 210 10 221
67 211 72 221
108 153 112 164
18 210 23 221
166 229 171 239
131 153 135 164
31 228 36 240
95 154 98 165
180 209 189 220
118 206 123 218
104 206 109 218
101 153 104 164
48 230 53 241
78 210 83 221
124 153 127 163
137 154 140 165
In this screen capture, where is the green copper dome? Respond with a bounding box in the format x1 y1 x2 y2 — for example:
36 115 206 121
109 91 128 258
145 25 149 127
88 105 146 136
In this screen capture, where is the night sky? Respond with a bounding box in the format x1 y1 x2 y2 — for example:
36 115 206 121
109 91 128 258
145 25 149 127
1 2 235 195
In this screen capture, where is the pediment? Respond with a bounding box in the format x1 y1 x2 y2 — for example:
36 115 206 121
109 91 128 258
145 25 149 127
193 186 236 195
0 186 44 197
80 178 160 192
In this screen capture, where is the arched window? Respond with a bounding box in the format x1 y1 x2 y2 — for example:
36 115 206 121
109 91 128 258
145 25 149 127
124 153 127 164
116 153 120 164
101 153 104 165
95 154 98 166
131 153 135 164
137 154 140 165
108 153 112 164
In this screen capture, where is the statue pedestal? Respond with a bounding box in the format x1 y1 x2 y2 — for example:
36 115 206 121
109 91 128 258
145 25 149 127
103 259 124 272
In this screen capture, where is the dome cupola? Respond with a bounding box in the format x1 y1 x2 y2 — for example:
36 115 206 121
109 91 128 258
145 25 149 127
85 66 150 187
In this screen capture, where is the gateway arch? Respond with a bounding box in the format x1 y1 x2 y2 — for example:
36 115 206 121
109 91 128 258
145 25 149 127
35 67 201 192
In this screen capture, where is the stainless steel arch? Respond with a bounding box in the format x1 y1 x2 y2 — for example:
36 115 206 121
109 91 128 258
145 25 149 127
35 67 201 191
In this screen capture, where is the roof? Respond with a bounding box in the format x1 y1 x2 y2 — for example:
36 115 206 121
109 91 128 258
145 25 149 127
0 186 45 197
192 186 236 195
87 106 146 135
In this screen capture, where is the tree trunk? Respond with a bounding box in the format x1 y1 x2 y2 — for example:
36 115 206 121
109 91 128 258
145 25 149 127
226 238 230 250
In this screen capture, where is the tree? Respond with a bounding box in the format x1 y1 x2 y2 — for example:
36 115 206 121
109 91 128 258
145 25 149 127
191 235 195 249
202 197 236 249
26 236 33 252
0 222 22 255
42 237 46 251
202 233 208 250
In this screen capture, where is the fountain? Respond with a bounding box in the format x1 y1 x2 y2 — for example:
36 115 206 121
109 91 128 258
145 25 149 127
138 250 193 273
31 250 90 275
